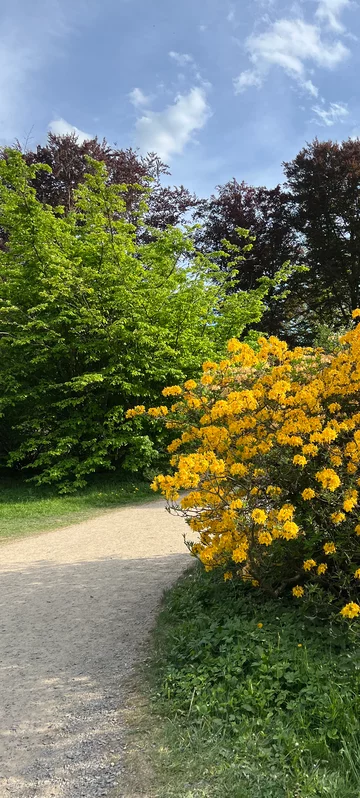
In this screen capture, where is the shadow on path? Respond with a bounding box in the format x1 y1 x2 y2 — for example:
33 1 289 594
0 552 189 797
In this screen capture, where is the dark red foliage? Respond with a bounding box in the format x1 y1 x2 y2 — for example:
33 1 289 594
20 133 198 230
284 138 360 327
195 179 302 339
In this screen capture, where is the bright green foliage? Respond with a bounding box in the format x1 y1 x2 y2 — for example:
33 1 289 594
0 151 288 489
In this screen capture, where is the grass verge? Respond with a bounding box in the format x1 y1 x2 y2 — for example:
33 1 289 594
0 470 156 541
144 565 360 798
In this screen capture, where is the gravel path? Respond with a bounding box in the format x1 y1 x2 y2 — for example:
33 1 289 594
0 500 190 797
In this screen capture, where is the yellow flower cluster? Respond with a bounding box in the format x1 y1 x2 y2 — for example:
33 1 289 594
162 385 182 397
340 602 360 619
130 316 360 617
315 469 341 492
317 563 327 575
302 488 315 500
303 559 316 571
293 586 304 598
125 405 145 418
323 542 336 555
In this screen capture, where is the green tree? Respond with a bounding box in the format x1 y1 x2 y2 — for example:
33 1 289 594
284 138 360 333
0 151 283 490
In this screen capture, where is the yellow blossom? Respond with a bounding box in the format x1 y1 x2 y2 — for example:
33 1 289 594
277 504 295 522
162 385 182 397
354 569 360 579
202 360 218 371
331 511 345 524
201 373 214 386
148 406 168 417
266 485 282 496
257 622 263 628
227 337 242 353
229 498 244 510
229 462 248 477
315 469 341 492
302 488 315 500
292 585 304 598
303 559 316 571
282 520 299 539
167 438 182 453
317 563 327 575
223 571 233 581
232 546 248 563
330 455 342 467
340 602 360 619
258 531 273 546
293 454 307 467
323 542 336 555
252 508 267 524
184 379 197 391
343 490 358 513
126 405 145 418
219 359 230 371
302 444 319 457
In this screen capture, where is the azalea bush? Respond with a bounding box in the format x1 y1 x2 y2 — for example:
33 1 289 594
129 312 360 618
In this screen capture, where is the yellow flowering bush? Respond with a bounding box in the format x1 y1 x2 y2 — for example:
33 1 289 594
128 313 360 616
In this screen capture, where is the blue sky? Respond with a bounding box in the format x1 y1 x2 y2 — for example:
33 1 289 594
0 0 359 196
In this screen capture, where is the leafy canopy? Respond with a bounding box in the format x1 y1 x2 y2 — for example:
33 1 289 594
0 150 292 489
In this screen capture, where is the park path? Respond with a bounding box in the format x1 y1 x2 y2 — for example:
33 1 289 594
0 500 190 798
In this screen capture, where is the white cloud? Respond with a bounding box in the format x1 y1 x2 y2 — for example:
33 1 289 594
169 51 194 67
234 18 349 95
312 101 349 125
129 87 151 108
48 118 92 143
134 87 211 161
234 69 263 92
303 80 319 98
316 0 350 32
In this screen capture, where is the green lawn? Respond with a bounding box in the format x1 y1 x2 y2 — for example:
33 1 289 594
146 566 360 798
0 470 156 542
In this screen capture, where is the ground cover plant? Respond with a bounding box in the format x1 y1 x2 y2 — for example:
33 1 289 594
148 565 360 797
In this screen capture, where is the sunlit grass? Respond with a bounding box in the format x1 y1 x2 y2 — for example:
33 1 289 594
0 470 156 541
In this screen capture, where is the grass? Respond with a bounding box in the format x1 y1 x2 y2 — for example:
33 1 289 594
144 565 360 798
0 469 156 541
